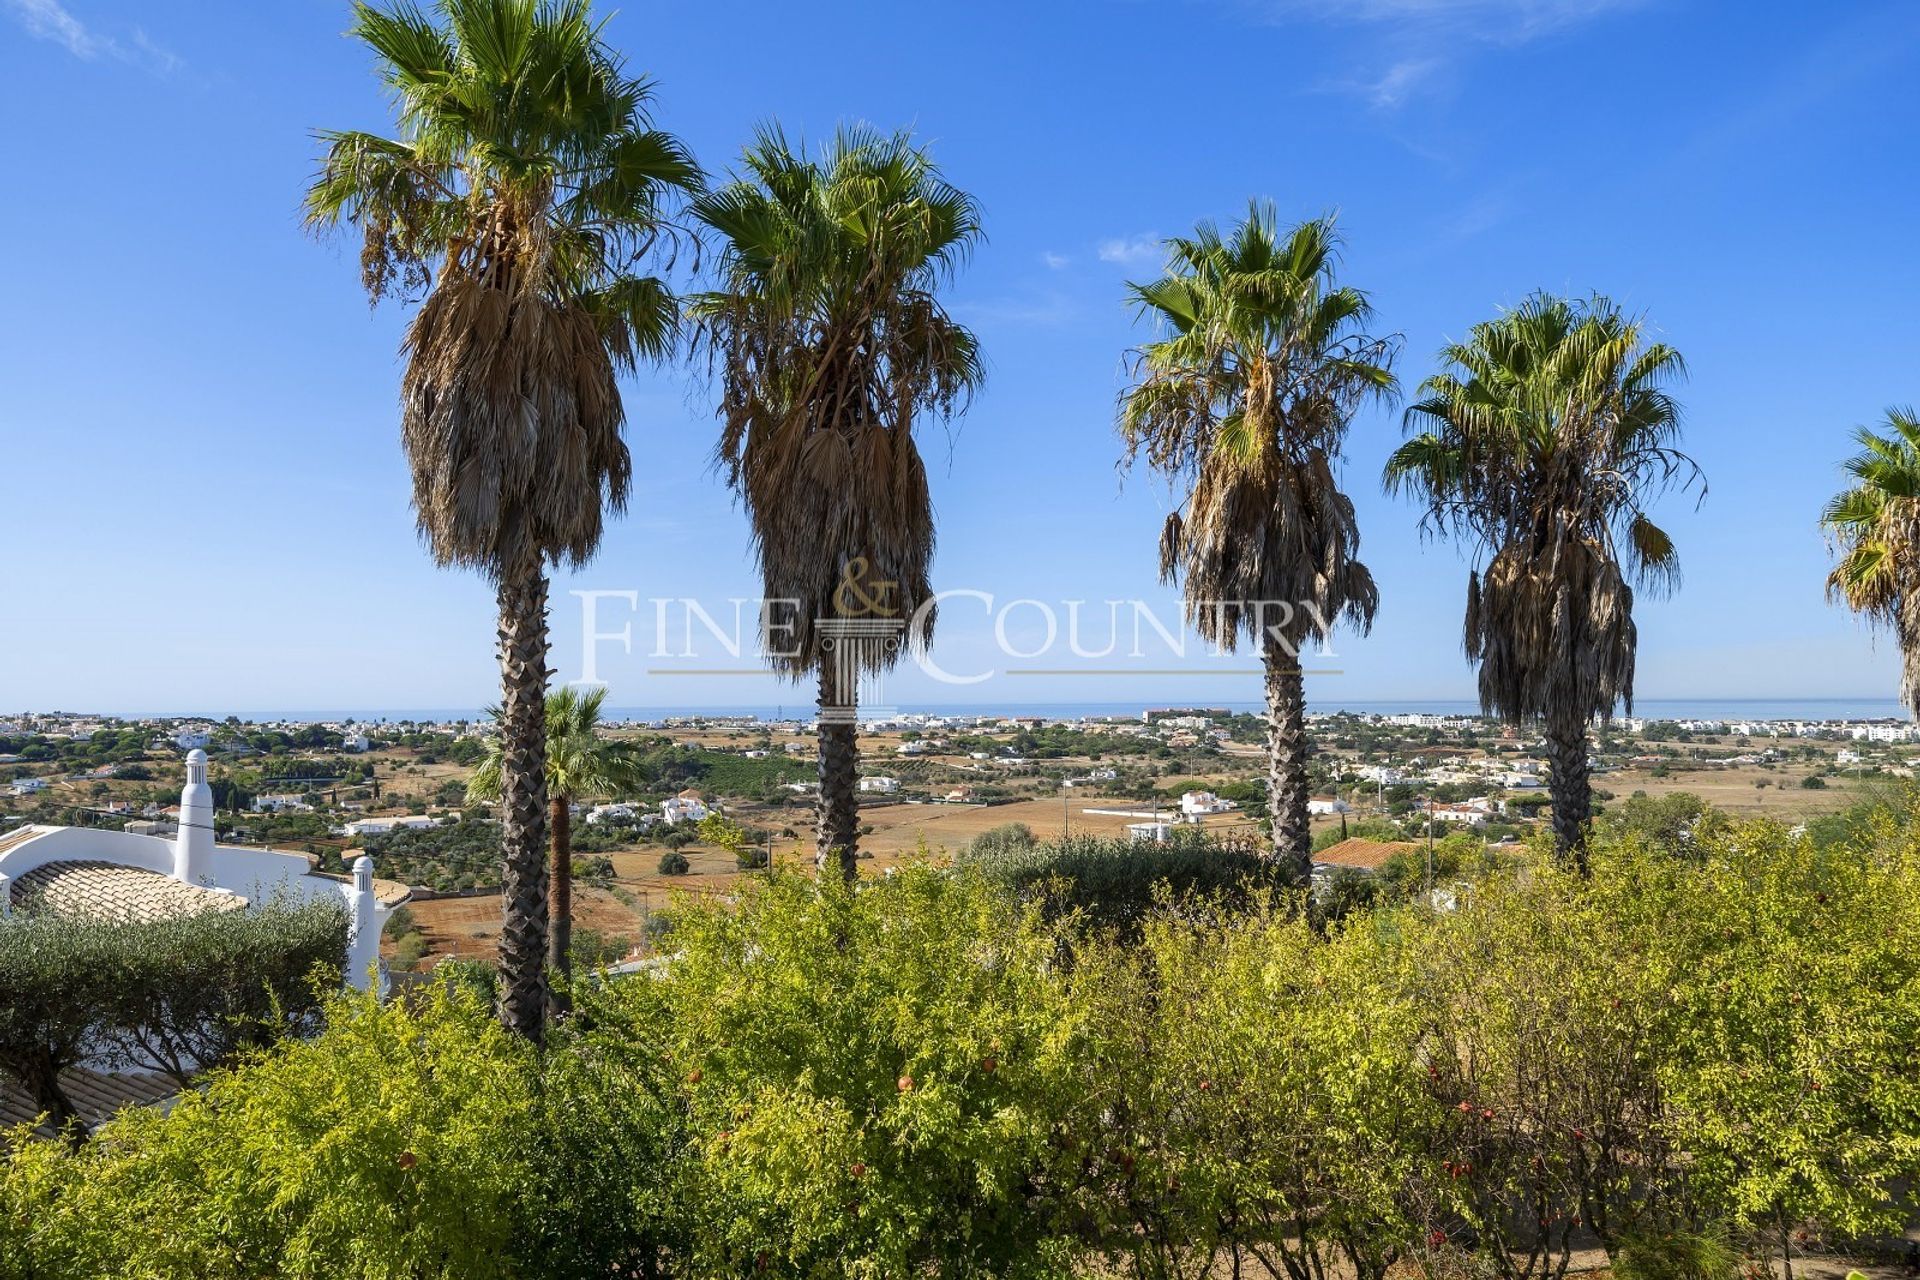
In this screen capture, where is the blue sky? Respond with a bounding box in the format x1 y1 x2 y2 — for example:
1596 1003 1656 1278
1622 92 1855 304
3 0 1917 716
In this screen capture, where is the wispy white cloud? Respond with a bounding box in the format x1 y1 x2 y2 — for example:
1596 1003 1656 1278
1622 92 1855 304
1348 57 1442 108
1042 251 1070 270
1096 234 1161 266
1261 0 1648 110
4 0 181 73
6 0 98 56
129 26 182 75
1253 0 1646 43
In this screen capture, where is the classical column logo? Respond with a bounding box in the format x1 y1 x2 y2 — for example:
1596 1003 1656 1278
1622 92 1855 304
818 557 904 724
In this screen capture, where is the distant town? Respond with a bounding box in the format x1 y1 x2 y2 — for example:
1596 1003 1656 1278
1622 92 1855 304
1 703 1900 974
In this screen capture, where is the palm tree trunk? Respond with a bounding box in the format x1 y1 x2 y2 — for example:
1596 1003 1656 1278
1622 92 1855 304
816 664 859 884
1544 712 1592 875
1264 643 1312 883
496 568 551 1042
549 793 572 1008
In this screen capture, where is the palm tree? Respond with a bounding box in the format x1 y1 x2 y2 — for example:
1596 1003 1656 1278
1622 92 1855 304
1384 293 1701 873
305 0 699 1038
688 127 982 883
1823 409 1920 715
468 685 644 994
1118 208 1397 879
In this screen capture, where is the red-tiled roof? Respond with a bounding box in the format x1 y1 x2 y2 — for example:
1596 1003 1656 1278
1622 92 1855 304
1313 837 1419 873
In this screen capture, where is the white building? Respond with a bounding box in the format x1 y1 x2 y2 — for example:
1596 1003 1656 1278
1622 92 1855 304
252 793 313 813
661 790 709 825
1127 821 1174 843
0 753 405 995
585 802 656 829
173 728 211 751
1180 790 1234 818
859 776 901 794
339 731 371 753
339 815 446 838
9 778 47 796
1307 797 1350 816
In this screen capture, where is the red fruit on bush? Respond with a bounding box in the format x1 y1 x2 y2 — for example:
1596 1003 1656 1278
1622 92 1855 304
897 1074 915 1093
687 1068 703 1085
397 1151 417 1170
1198 1078 1213 1092
980 1057 997 1074
1572 1128 1586 1141
1457 1101 1473 1113
849 1162 866 1179
1481 1108 1495 1120
1429 1230 1447 1248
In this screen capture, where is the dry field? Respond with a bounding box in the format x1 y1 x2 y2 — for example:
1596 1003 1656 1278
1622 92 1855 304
1603 760 1880 819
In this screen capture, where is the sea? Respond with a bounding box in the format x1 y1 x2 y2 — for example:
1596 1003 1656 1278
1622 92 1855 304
107 697 1914 726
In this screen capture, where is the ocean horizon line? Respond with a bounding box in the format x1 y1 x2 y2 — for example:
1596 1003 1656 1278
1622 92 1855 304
19 696 1915 725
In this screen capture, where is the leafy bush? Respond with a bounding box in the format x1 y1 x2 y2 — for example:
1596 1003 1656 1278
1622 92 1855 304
593 867 1082 1278
959 830 1287 936
1613 1228 1741 1280
657 851 690 875
966 821 1036 858
0 982 543 1278
9 810 1920 1277
0 899 348 1132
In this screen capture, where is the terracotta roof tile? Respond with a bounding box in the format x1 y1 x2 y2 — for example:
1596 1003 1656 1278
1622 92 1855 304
1313 838 1419 873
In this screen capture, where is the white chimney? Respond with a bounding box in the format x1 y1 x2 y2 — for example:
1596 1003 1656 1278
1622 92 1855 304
344 853 380 994
173 749 213 885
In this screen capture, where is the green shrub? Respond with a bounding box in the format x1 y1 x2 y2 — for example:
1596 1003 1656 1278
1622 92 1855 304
966 821 1036 859
959 830 1286 936
657 851 690 875
0 899 348 1132
589 866 1083 1278
1613 1228 1740 1280
1 981 541 1278
8 809 1920 1277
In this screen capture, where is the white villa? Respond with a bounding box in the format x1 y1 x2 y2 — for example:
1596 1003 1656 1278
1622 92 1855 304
252 793 314 813
662 790 709 825
1307 797 1350 816
173 728 212 751
859 776 901 794
9 778 48 796
339 814 447 838
584 802 656 829
0 752 405 995
1179 790 1234 818
339 730 371 753
1128 821 1174 843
